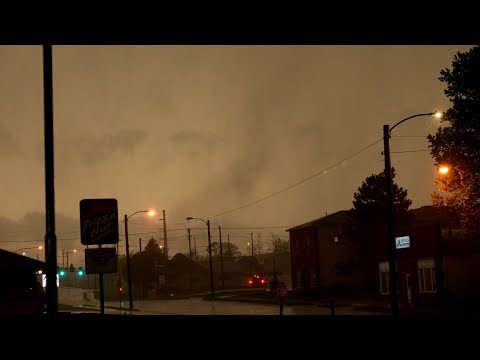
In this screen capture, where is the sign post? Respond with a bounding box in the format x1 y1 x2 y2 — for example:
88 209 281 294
276 281 288 315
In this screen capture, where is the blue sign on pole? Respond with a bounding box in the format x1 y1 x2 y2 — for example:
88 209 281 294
395 236 411 249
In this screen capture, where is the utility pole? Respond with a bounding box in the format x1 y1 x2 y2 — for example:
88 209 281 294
207 220 214 298
162 210 168 260
194 236 197 260
187 228 192 261
250 233 254 257
219 226 225 289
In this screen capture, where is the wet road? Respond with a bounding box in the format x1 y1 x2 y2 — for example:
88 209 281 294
59 288 384 315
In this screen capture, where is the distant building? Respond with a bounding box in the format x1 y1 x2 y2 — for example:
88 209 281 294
286 210 369 291
165 253 211 293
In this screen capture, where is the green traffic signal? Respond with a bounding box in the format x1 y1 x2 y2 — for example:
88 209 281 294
77 267 84 276
59 268 66 277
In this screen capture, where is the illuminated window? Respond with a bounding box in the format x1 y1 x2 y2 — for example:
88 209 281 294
418 258 436 293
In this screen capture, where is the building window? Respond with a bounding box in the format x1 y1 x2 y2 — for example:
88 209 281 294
379 262 390 295
418 258 436 293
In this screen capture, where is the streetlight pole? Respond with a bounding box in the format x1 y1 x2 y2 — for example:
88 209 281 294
187 228 192 290
186 217 214 298
124 209 155 311
384 111 441 318
384 124 399 318
124 214 132 310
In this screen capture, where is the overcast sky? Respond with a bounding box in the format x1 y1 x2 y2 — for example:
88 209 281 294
0 45 473 262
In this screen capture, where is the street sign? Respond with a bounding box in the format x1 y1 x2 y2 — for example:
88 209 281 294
85 248 117 274
276 281 288 304
395 235 411 249
80 198 119 245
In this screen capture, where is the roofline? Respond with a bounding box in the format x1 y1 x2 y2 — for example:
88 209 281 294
285 210 349 232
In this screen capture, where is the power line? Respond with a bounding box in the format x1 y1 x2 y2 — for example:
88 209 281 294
391 149 429 154
392 135 429 138
204 138 383 220
2 139 385 235
216 226 293 230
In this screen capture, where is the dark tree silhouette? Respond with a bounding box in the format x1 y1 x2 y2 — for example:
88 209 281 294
351 168 412 222
222 242 241 258
428 45 480 239
268 234 289 254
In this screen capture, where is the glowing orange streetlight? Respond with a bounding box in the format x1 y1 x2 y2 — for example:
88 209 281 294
439 165 449 174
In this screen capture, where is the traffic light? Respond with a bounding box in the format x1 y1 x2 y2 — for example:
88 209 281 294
77 267 84 276
58 268 66 277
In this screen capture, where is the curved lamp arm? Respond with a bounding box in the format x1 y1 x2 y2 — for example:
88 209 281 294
389 112 438 133
14 246 42 253
186 217 208 226
126 209 153 221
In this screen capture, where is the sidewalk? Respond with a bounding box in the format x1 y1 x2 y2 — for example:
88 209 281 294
210 289 480 316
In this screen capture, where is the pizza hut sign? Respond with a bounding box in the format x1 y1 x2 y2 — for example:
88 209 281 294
80 198 119 245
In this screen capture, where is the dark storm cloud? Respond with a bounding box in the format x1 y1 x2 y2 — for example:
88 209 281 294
64 130 148 163
1 45 475 258
169 130 224 150
0 212 80 253
0 124 21 156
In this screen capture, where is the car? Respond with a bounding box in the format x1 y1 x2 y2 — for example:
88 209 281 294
247 274 267 288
